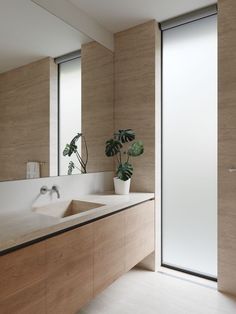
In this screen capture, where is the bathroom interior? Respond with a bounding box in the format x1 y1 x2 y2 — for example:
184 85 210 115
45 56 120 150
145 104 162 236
0 0 235 313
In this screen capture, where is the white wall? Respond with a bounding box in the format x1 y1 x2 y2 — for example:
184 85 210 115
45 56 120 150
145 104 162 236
0 172 113 214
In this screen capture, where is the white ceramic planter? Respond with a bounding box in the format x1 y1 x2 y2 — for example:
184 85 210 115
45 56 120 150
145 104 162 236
113 177 131 195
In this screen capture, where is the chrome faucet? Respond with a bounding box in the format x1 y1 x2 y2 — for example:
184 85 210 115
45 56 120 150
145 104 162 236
52 185 60 199
40 185 60 199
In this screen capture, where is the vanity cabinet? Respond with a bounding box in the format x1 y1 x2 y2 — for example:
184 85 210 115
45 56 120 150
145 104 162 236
0 200 154 314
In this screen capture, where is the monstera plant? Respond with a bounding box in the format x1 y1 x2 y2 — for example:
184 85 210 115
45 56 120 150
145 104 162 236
105 129 144 194
63 133 88 174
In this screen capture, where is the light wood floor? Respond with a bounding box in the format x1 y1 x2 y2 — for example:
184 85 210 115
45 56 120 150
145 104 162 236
79 268 236 314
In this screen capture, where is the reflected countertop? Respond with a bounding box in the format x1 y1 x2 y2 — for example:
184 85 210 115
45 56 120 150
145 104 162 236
0 192 154 254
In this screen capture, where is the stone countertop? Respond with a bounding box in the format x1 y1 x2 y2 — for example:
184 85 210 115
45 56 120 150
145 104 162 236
0 192 154 254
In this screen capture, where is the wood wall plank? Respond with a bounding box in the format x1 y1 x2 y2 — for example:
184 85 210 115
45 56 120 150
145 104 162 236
0 57 55 181
114 21 160 193
218 0 236 295
81 41 114 173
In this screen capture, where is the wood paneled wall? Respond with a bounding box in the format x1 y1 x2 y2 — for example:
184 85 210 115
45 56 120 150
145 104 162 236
114 21 161 192
81 41 114 173
218 0 236 295
0 57 57 181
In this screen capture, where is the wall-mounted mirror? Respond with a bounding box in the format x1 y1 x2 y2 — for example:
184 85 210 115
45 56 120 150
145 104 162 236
0 0 114 182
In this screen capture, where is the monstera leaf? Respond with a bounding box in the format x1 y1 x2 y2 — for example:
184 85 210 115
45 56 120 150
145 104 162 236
63 133 88 174
63 133 82 157
116 162 133 181
70 133 83 147
63 143 77 157
105 139 122 157
115 129 135 143
128 141 144 157
68 161 75 175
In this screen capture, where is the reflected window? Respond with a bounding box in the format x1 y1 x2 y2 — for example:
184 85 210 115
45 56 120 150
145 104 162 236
58 56 81 176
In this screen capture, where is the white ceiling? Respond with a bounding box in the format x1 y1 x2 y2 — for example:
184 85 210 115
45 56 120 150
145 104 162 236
69 0 217 33
0 0 217 73
0 0 91 74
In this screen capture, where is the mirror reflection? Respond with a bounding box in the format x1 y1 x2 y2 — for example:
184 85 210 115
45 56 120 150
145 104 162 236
0 0 114 182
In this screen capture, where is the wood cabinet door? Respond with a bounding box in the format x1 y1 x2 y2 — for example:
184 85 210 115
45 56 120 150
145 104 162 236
0 242 47 314
125 200 155 271
93 212 125 296
45 224 93 314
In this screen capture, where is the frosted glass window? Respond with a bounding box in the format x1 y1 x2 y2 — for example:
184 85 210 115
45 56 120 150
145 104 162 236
59 58 81 176
162 15 217 278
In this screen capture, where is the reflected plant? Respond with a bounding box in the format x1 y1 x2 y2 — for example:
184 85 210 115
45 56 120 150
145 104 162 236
63 133 88 174
105 129 144 181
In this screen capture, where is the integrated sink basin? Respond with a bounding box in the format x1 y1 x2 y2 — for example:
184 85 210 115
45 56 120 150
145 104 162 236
34 200 105 219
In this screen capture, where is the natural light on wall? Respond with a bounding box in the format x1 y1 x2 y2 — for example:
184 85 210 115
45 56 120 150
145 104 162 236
162 15 217 278
59 57 82 176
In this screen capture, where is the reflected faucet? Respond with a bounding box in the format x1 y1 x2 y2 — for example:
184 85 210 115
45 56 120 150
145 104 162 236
40 185 60 199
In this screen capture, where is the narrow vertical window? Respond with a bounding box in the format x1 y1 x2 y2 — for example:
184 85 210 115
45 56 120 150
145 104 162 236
162 14 217 278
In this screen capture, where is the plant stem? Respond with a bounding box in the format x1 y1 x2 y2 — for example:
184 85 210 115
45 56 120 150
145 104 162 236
74 165 83 173
76 151 85 167
82 136 89 166
76 151 86 173
119 150 122 164
116 154 120 165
